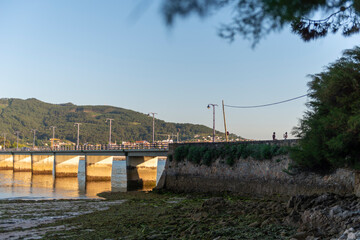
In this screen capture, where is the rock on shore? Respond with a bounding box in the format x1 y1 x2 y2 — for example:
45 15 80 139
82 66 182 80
285 193 360 239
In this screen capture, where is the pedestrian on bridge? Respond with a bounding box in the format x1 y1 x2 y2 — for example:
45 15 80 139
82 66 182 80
283 132 288 140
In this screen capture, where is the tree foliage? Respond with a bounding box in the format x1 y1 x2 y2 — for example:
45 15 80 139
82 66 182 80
162 0 360 46
291 46 360 171
0 98 225 145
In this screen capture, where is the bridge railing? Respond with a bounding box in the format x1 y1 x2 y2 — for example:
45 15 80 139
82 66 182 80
0 143 169 152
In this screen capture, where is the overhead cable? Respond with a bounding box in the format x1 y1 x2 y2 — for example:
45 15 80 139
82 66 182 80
224 94 308 109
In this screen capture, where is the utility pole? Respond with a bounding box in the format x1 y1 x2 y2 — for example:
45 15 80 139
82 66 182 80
31 129 37 148
207 104 218 143
2 133 6 150
148 112 157 144
50 126 56 148
74 123 81 148
14 131 20 150
106 118 114 147
222 100 229 142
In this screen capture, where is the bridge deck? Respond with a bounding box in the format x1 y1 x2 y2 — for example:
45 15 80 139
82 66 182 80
0 149 168 157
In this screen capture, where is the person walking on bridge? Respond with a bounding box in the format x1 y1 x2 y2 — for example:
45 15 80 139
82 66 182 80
283 132 288 140
272 132 276 140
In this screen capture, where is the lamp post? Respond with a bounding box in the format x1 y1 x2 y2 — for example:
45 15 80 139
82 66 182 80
31 129 37 148
74 123 81 149
148 112 157 144
106 118 114 147
50 126 56 148
14 131 20 150
207 104 218 142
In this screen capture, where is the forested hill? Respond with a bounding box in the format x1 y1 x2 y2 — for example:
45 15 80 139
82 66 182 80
0 98 230 145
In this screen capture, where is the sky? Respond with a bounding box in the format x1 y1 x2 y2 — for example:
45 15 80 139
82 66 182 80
0 0 359 140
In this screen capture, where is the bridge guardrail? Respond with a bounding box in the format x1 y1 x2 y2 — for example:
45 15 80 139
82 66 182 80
0 143 169 152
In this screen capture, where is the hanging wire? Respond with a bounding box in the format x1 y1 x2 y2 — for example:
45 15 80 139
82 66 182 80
224 94 308 109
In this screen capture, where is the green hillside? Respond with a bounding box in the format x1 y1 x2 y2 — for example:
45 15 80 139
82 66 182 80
0 98 233 146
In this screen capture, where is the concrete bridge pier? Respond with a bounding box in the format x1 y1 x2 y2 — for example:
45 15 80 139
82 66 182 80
55 155 81 177
0 154 13 170
78 156 86 193
86 155 113 181
14 154 32 172
126 156 158 190
32 154 54 174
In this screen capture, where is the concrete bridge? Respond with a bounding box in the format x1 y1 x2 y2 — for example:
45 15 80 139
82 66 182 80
0 149 168 190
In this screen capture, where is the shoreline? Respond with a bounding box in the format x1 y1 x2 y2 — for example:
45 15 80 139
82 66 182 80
1 191 359 239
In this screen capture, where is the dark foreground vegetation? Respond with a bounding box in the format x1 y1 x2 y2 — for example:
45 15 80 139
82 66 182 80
42 191 295 240
1 191 359 239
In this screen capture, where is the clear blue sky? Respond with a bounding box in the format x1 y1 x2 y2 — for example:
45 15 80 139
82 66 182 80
0 0 358 140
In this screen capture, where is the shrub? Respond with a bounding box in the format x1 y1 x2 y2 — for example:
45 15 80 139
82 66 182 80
174 145 189 162
202 150 213 166
275 145 288 155
226 155 235 166
172 143 289 166
260 144 272 160
188 146 202 164
241 144 252 159
220 145 229 159
250 145 262 160
236 144 245 159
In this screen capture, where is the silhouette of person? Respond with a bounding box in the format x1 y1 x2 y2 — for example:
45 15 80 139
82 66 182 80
272 132 276 140
283 132 288 140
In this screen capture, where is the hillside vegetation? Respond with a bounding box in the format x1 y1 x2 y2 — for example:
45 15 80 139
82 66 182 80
0 98 228 146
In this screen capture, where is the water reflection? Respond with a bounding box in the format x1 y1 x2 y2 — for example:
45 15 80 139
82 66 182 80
0 160 166 200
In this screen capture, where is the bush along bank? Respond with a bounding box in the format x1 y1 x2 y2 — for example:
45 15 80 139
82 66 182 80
168 143 289 166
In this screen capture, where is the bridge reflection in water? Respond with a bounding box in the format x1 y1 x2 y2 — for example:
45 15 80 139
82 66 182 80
0 149 167 199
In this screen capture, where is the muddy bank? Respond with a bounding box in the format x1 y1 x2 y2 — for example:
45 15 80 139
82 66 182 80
0 191 359 239
0 199 124 239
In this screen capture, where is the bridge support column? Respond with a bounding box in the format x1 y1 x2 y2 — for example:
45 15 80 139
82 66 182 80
52 154 56 178
14 154 32 172
0 154 14 170
32 154 54 175
86 155 113 181
55 155 81 177
126 156 158 190
78 155 87 192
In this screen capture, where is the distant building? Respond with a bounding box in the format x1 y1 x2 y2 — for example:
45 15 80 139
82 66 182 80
135 141 150 145
50 138 75 148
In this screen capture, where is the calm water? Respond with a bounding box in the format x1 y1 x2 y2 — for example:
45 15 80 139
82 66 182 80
0 160 166 200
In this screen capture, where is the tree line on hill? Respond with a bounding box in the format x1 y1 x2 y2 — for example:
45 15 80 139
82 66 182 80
0 98 236 147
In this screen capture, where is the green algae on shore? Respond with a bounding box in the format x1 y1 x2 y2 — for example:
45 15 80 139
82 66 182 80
39 191 295 239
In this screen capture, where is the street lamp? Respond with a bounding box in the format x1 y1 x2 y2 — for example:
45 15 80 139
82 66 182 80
31 129 37 148
74 123 81 149
50 126 56 148
148 112 157 144
106 118 114 147
14 131 20 150
207 104 218 142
